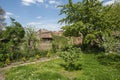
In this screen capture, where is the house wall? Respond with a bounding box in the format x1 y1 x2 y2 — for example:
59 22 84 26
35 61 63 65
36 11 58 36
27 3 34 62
36 29 83 50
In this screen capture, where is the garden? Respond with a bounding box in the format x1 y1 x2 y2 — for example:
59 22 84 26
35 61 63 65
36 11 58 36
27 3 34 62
0 0 120 80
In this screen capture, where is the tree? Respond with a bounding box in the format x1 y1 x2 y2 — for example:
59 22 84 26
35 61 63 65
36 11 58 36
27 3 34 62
109 2 120 36
3 17 25 46
0 18 25 61
23 27 39 57
103 2 120 53
58 0 112 51
0 7 6 32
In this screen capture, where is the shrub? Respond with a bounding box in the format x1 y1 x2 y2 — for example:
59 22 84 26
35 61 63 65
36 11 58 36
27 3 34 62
0 62 5 67
29 57 34 62
5 58 11 65
22 57 26 62
39 50 48 57
59 47 82 70
0 54 5 61
35 55 40 59
47 52 51 58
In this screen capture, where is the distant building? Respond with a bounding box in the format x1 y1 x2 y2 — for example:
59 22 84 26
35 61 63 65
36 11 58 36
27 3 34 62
37 29 63 41
36 29 63 50
36 29 82 50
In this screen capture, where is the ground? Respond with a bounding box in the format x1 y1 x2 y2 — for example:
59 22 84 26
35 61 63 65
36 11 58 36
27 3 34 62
1 54 120 80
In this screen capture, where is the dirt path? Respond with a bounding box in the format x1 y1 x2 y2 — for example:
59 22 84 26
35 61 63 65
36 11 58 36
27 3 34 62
0 74 5 80
0 57 59 80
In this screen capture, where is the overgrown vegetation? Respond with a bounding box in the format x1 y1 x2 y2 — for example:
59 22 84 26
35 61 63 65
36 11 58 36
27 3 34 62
52 35 69 52
59 47 82 70
0 19 47 67
58 0 120 52
97 53 120 71
0 0 120 80
0 18 25 67
5 54 120 80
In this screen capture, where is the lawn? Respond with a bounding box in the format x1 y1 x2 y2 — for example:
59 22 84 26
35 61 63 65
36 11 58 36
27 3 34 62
5 54 120 80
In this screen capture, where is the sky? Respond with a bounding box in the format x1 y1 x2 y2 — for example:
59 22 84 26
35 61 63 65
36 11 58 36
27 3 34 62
0 0 117 31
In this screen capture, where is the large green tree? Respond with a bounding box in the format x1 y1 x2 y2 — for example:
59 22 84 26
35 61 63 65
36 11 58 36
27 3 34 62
59 0 112 51
103 2 120 52
3 18 25 46
0 18 25 62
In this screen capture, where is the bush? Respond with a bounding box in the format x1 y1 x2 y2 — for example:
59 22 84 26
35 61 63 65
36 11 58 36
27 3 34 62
29 57 34 62
5 58 11 65
47 50 55 58
22 57 26 62
35 55 40 59
59 47 82 70
39 50 48 57
47 52 51 58
0 54 5 61
0 62 5 67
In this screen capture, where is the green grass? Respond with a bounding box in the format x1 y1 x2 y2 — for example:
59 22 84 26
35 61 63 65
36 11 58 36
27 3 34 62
5 54 120 80
75 54 120 80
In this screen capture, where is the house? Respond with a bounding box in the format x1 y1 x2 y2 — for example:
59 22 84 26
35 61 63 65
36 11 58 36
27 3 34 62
36 29 64 50
37 29 63 42
36 29 82 50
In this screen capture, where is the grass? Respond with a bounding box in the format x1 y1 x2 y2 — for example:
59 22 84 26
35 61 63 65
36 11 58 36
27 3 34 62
5 54 120 80
75 54 120 80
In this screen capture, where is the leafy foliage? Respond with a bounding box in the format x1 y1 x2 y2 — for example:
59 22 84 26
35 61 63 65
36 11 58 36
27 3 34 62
107 2 120 53
4 18 25 45
0 18 25 67
58 0 119 52
5 58 11 65
35 55 40 59
22 57 27 62
52 35 69 52
22 27 39 58
59 47 82 70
